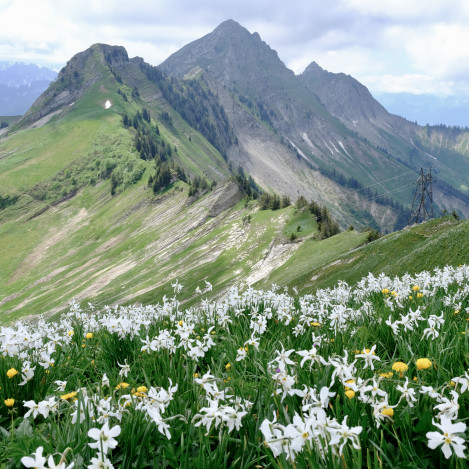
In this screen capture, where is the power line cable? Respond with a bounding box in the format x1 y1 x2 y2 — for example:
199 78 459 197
344 183 416 209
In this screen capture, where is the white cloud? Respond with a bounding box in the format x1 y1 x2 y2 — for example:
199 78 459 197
364 74 457 95
1 0 469 96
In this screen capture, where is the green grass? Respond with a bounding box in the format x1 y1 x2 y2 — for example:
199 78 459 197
0 264 468 468
282 207 318 239
301 217 469 291
1 164 468 323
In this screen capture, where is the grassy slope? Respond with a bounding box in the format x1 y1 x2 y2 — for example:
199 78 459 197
272 216 469 293
1 165 467 324
1 63 468 323
0 56 238 323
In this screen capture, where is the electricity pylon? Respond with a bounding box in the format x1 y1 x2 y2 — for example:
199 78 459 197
408 167 434 225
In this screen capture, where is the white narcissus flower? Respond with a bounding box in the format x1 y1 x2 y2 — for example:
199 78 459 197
355 345 380 370
46 454 74 469
259 415 287 459
21 446 47 468
296 346 327 370
426 416 466 459
146 406 172 439
101 373 110 387
23 400 41 419
244 334 260 350
19 360 36 386
236 347 247 361
222 406 247 433
268 346 296 372
88 422 121 453
420 386 443 401
396 377 418 407
434 391 460 420
451 372 469 394
117 360 130 378
87 453 115 469
55 380 67 392
328 415 362 455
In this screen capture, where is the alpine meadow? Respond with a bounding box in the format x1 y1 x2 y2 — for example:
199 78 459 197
0 19 468 469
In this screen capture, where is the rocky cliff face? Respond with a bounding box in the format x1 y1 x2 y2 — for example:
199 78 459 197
159 20 293 88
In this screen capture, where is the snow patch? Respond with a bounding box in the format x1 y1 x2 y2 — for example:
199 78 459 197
104 100 112 109
302 132 315 150
338 141 352 158
321 139 334 154
286 138 309 161
328 140 339 153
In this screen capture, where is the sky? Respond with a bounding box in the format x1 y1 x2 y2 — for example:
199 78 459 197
1 0 469 98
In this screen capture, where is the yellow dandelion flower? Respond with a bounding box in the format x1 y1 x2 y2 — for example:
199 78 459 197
382 288 390 294
137 386 148 393
392 361 408 377
392 361 408 372
4 398 14 407
6 368 18 378
412 285 420 292
416 358 432 370
60 391 77 400
225 363 231 371
381 406 394 417
379 372 393 379
116 382 130 390
86 332 93 339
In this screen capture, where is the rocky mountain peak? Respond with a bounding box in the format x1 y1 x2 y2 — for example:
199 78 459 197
300 60 389 127
301 61 325 76
158 19 292 89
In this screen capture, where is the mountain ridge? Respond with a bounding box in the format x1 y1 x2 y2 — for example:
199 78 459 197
0 62 57 115
159 21 469 221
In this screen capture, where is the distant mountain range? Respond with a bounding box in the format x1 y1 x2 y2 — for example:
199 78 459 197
373 92 469 128
0 62 57 115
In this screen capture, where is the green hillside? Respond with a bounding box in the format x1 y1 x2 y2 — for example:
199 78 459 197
264 215 468 293
1 43 468 325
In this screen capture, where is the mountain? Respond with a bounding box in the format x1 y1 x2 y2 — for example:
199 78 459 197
159 20 469 224
0 62 57 115
1 23 469 321
0 62 57 86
